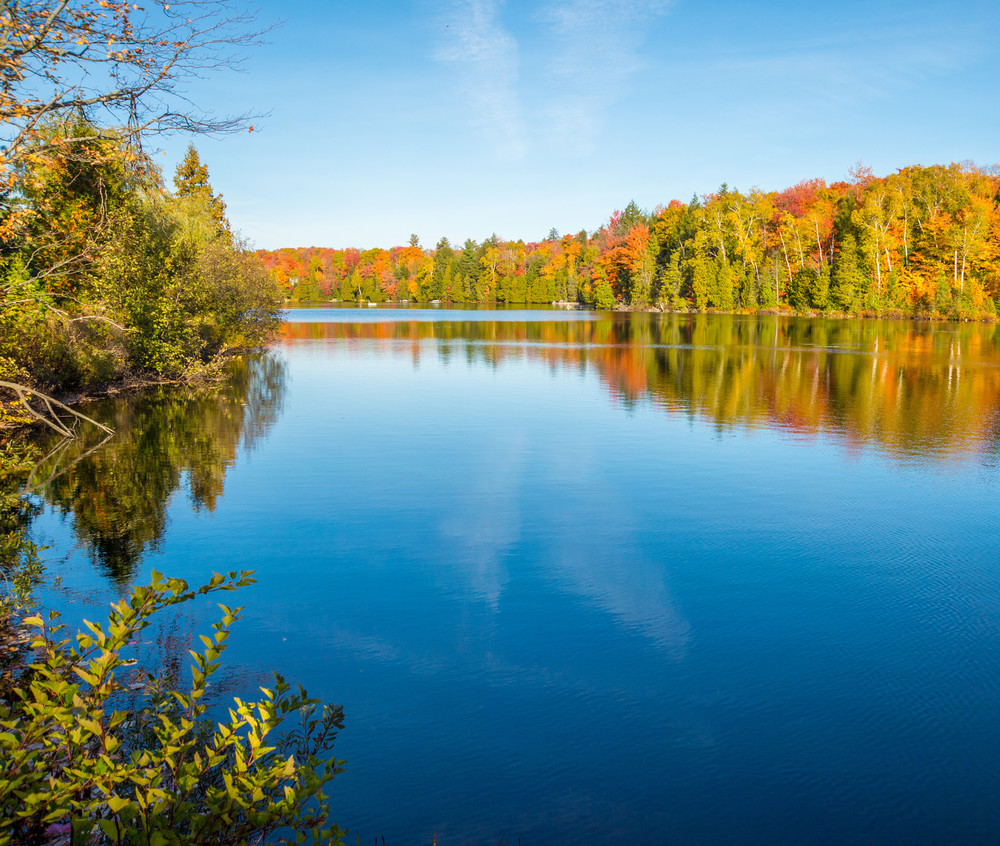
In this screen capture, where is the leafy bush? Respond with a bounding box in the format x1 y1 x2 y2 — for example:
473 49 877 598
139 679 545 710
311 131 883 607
94 189 283 380
0 570 345 846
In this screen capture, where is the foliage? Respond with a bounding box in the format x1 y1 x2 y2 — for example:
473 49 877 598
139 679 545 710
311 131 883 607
0 1 275 397
174 145 229 237
0 0 263 243
0 253 127 392
830 233 866 312
1 119 282 392
262 162 1000 319
0 444 42 676
95 187 282 378
0 569 345 846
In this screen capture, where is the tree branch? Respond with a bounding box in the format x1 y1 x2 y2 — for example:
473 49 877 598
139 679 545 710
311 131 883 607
0 381 114 438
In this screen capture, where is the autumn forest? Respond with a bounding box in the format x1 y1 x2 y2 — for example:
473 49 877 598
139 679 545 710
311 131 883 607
261 162 1000 319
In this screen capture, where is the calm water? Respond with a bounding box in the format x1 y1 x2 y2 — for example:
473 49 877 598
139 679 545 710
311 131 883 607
25 309 1000 844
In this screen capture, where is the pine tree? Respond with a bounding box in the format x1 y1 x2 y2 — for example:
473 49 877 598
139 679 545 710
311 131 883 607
830 233 865 312
714 258 734 310
591 266 617 309
659 252 683 308
431 237 455 300
174 144 229 236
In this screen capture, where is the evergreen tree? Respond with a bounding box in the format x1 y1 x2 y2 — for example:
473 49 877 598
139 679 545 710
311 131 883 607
813 263 831 311
174 144 228 236
431 237 455 300
618 200 647 234
714 258 734 310
759 262 779 309
659 252 683 308
788 268 814 312
830 232 866 312
687 254 714 310
456 238 480 299
591 267 617 310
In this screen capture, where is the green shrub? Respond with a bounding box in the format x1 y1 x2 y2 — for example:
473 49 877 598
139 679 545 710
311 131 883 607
0 570 345 846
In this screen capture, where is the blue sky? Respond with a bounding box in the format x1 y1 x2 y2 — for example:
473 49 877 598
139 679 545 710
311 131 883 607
156 0 1000 250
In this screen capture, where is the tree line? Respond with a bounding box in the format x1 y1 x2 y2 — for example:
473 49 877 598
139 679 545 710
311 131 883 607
263 162 1000 319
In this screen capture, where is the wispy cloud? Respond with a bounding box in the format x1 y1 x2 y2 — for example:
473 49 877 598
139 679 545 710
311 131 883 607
539 0 671 154
435 0 528 160
658 31 972 143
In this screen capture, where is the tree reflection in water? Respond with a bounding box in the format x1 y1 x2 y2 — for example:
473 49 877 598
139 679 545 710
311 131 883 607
26 354 288 584
20 312 1000 584
283 312 1000 462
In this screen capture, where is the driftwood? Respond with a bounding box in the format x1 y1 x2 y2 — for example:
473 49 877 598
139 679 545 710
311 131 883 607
0 381 113 439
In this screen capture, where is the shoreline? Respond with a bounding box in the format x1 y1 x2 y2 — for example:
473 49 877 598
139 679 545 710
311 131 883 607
284 298 1000 324
6 304 995 433
0 348 253 434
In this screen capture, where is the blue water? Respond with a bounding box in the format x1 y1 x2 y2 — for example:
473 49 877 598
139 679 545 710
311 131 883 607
29 310 1000 844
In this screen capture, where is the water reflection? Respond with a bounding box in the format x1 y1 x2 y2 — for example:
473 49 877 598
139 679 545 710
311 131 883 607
27 355 288 583
549 540 692 658
436 432 526 611
284 312 1000 462
22 311 1000 844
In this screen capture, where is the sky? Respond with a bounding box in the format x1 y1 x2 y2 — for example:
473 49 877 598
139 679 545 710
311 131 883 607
153 0 1000 250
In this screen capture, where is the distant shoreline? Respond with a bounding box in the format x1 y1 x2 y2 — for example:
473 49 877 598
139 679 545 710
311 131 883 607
280 299 1000 324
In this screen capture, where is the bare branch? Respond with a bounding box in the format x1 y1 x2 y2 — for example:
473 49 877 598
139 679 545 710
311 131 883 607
1 0 273 166
4 289 136 330
0 380 114 437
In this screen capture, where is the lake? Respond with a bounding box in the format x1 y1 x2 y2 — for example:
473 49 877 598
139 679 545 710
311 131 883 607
26 307 1000 844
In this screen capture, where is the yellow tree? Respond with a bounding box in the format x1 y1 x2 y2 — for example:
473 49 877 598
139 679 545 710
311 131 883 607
725 189 772 306
561 233 582 279
851 177 903 301
479 239 502 300
950 167 999 297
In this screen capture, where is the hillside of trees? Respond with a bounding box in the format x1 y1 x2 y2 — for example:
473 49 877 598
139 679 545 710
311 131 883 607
261 162 1000 319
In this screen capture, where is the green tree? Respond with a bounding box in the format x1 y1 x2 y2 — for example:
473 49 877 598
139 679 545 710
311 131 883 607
591 266 617 310
174 145 229 237
830 233 866 312
813 263 831 310
658 252 684 308
431 237 455 301
617 200 647 233
788 268 815 312
686 252 714 311
456 239 480 301
713 258 734 310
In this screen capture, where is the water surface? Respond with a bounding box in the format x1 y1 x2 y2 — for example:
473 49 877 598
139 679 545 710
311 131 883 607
27 310 1000 844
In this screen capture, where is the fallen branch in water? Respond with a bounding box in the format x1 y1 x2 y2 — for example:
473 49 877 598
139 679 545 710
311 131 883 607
0 381 113 438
